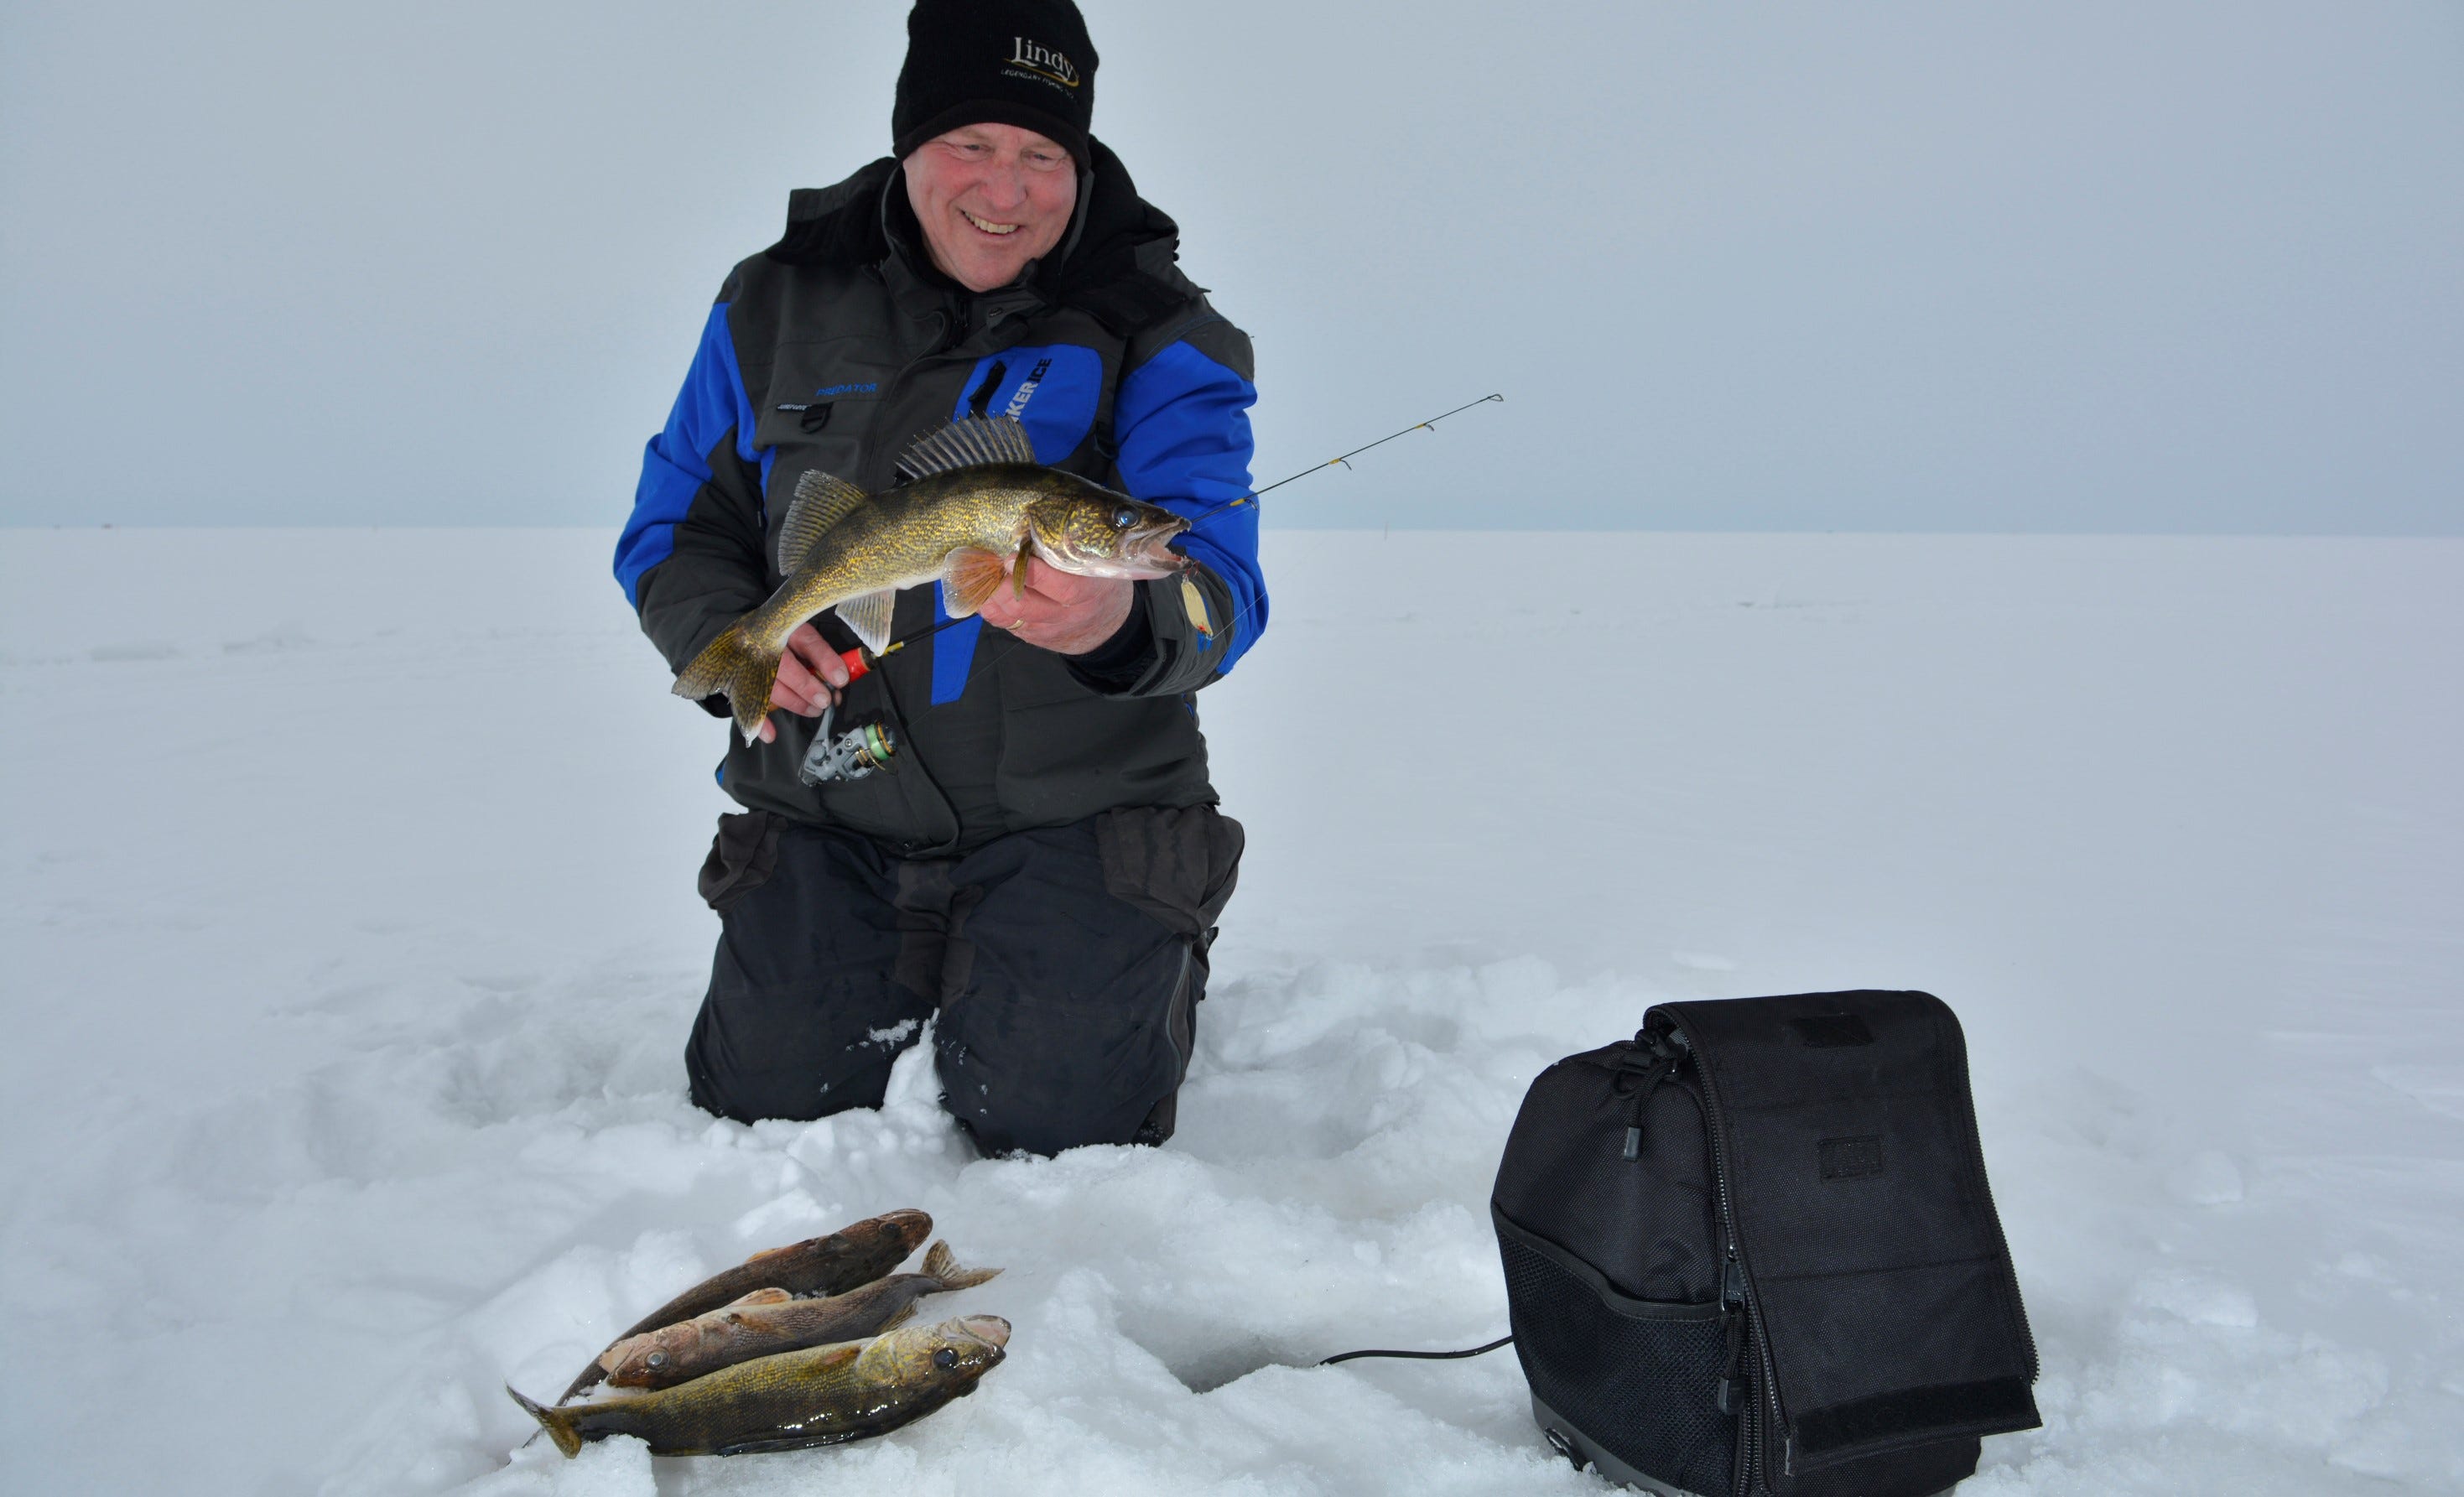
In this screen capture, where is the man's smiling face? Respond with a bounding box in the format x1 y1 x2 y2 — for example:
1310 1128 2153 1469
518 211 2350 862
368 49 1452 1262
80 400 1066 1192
903 122 1079 293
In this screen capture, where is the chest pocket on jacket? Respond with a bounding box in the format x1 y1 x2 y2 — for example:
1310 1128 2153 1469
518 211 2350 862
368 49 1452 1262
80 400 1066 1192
756 339 901 482
951 345 1105 464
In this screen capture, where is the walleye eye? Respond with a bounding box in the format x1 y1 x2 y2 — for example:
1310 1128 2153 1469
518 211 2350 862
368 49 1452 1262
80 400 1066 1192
1111 505 1136 528
933 1347 959 1370
646 1352 666 1367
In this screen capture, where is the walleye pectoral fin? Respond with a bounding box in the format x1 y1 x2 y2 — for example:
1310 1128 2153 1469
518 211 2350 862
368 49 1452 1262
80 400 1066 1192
895 413 1037 481
1014 535 1034 595
939 548 1011 618
777 470 869 574
834 590 897 655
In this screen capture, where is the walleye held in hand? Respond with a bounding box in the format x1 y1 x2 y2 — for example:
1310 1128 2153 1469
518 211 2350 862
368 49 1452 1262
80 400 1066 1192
511 1316 1012 1458
673 414 1194 742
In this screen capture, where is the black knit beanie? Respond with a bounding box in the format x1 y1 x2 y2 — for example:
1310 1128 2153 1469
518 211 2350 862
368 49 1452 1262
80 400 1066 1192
892 0 1098 166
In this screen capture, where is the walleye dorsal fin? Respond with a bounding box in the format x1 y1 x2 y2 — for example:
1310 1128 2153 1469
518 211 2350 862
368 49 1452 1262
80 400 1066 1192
876 1299 920 1332
834 589 897 655
938 548 1011 619
778 470 870 574
896 414 1037 481
723 1287 795 1309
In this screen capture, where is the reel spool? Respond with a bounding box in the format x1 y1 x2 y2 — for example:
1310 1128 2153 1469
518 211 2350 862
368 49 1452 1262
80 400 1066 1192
797 704 898 786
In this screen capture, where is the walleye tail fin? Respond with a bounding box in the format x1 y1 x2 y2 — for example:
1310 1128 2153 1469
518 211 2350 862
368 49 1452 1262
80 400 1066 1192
506 1385 584 1459
921 1240 1002 1291
672 623 781 744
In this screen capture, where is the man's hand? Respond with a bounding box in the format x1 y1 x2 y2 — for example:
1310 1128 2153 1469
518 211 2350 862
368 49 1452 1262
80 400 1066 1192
753 622 851 745
975 558 1136 656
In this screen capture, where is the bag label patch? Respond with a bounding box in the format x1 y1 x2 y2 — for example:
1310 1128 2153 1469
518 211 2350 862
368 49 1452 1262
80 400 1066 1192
1792 1014 1874 1047
1819 1135 1886 1181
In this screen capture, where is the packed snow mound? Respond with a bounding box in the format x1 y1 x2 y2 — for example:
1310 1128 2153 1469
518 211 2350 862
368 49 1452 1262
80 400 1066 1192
2 531 2459 1494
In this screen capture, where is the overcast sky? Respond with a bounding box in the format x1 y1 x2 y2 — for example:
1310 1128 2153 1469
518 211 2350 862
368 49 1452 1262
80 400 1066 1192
2 1 2457 531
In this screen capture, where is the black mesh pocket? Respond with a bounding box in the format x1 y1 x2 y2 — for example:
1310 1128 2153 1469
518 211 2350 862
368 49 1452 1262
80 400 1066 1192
1499 1214 1734 1497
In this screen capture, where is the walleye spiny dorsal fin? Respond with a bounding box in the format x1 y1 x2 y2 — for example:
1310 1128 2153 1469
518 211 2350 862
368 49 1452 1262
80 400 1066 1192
834 589 897 655
778 470 870 575
895 414 1037 481
938 548 1011 619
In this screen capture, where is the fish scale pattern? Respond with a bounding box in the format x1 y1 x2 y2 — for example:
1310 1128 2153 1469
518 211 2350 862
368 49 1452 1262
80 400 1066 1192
1499 1229 1735 1497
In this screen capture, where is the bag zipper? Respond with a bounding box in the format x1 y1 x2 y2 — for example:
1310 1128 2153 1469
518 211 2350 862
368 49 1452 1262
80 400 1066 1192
1666 1023 1784 1495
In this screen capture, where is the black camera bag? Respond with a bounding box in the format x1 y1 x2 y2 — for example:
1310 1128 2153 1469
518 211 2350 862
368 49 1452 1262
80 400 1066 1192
1491 990 2040 1496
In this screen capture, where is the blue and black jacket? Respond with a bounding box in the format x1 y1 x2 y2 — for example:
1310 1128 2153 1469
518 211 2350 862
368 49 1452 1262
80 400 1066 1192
616 140 1264 855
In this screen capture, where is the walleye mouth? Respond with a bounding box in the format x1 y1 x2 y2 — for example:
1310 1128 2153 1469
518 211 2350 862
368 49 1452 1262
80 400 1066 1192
1127 517 1191 566
958 1315 1012 1348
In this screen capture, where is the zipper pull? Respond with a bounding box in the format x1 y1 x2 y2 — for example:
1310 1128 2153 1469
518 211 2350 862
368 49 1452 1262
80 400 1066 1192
1621 1056 1683 1162
1717 1264 1750 1415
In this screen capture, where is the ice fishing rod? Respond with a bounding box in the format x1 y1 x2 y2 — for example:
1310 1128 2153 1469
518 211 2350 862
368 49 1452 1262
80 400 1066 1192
1178 390 1505 533
793 392 1505 781
826 392 1505 684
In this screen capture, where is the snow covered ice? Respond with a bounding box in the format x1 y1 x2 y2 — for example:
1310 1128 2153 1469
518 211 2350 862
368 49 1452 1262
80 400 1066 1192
2 529 2459 1494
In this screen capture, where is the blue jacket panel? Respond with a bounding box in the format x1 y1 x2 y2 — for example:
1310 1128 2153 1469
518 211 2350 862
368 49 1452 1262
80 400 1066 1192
613 301 767 608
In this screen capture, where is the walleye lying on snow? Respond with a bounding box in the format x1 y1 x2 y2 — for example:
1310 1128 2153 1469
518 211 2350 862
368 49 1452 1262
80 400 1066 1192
600 1240 1001 1390
673 413 1194 742
556 1208 933 1403
512 1316 1012 1458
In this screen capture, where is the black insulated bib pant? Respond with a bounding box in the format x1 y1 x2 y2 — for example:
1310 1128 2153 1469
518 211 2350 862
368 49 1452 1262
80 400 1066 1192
684 804 1240 1157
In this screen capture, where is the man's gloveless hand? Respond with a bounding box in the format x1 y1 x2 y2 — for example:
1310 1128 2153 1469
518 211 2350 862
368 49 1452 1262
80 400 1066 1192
753 623 851 745
751 564 1134 744
975 558 1135 656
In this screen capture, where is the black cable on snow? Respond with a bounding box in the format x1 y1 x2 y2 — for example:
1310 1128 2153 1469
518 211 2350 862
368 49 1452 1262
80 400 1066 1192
1319 1334 1514 1367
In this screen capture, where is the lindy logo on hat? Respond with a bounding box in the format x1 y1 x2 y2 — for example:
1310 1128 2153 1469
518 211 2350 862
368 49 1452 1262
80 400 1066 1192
1006 36 1079 89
